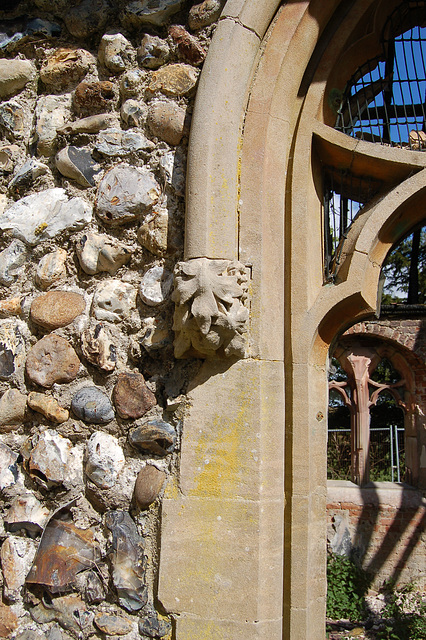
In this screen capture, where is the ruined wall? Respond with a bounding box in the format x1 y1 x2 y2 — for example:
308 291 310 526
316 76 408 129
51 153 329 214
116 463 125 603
0 1 221 638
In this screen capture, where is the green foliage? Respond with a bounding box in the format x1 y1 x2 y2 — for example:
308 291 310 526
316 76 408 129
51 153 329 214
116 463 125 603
326 553 371 620
381 226 426 304
376 584 426 640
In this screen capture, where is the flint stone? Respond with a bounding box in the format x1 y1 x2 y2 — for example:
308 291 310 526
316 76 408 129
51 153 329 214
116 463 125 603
77 232 131 276
96 164 160 225
30 594 94 635
98 33 136 73
56 146 101 188
92 280 137 323
86 460 143 512
139 610 172 638
0 58 35 98
0 388 27 430
121 99 147 127
133 464 166 509
25 334 80 388
36 249 67 290
119 68 146 98
26 429 72 487
0 297 22 318
71 386 114 424
159 148 186 194
139 265 173 306
58 113 117 136
169 24 206 65
28 392 69 423
0 442 19 490
122 0 183 27
1 536 37 601
141 315 172 352
30 290 86 330
64 0 112 38
138 34 170 69
129 419 175 456
105 510 147 612
81 322 117 371
74 81 115 114
86 431 125 489
0 319 27 380
0 100 25 138
95 128 154 157
35 94 71 156
40 48 95 89
113 371 156 420
5 493 50 537
138 207 169 256
94 612 133 636
0 239 27 285
188 0 225 29
0 602 18 637
147 100 185 145
0 188 92 246
148 63 198 97
0 144 19 172
8 158 49 195
76 569 106 604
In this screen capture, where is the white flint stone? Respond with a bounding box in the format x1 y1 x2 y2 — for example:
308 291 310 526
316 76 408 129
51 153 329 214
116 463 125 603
139 265 173 306
0 59 35 98
98 33 136 73
5 493 50 537
85 431 125 489
35 94 71 156
77 232 131 275
28 429 73 487
0 145 20 172
119 69 146 98
0 101 26 138
1 536 37 601
0 442 19 490
159 149 186 196
92 280 137 323
36 249 68 289
95 128 154 156
137 206 169 256
121 99 147 127
123 0 184 27
0 188 92 246
0 239 27 285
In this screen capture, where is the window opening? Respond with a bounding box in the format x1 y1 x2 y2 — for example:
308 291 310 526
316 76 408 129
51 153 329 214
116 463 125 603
381 222 426 305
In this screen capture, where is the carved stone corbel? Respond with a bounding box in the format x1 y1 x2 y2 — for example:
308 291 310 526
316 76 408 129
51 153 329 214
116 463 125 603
172 258 249 359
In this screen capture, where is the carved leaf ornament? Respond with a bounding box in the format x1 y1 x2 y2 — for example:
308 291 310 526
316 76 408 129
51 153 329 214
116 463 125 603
172 258 249 358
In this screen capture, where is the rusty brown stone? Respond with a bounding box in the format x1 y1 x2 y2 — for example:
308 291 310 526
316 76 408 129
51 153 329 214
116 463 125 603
133 465 166 510
74 81 115 113
28 392 69 423
112 371 156 419
30 291 86 330
148 63 198 97
168 25 206 65
25 334 80 388
0 603 18 637
0 297 22 318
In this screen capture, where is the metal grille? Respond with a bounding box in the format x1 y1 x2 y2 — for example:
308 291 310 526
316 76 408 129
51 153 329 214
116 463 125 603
335 2 426 149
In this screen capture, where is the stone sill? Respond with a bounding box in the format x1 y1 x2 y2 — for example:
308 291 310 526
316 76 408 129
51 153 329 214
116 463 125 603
327 479 426 508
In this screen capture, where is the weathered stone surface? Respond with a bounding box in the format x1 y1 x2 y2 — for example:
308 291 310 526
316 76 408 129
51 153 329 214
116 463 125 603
36 249 67 290
0 388 27 430
77 232 131 276
119 68 146 98
188 0 225 29
121 0 183 27
139 610 172 638
133 465 166 509
26 429 73 487
141 315 172 352
64 0 111 38
0 144 19 172
139 265 173 306
0 239 27 285
76 569 106 604
30 291 86 330
40 48 94 89
129 420 176 456
0 100 25 138
98 33 136 73
138 207 169 256
94 612 133 636
159 148 186 195
113 371 156 420
25 334 80 388
35 94 71 156
147 100 186 145
0 602 18 637
0 319 26 380
30 594 93 635
95 128 154 157
0 58 35 98
0 442 19 490
5 493 50 537
0 297 22 318
56 146 101 187
0 188 92 246
91 280 137 323
138 34 170 69
71 386 114 424
81 322 117 371
96 164 160 225
86 431 125 489
148 63 198 96
86 461 143 513
1 536 37 601
26 516 100 593
8 159 49 195
57 113 117 135
120 99 147 127
74 81 115 114
28 392 69 423
169 25 206 65
105 510 147 611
